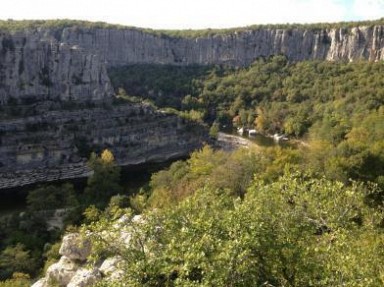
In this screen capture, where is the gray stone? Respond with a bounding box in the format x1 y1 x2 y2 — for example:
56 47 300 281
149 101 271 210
67 268 101 287
99 256 124 277
59 233 91 261
57 25 384 66
0 30 113 106
31 278 47 287
46 256 79 286
0 104 207 189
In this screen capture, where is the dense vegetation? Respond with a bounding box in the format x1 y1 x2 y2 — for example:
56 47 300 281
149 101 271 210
0 19 127 32
92 57 384 286
111 57 384 134
0 150 125 284
111 57 384 184
109 65 210 109
87 170 384 286
1 18 384 37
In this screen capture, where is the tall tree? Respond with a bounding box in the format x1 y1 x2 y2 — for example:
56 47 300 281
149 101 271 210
85 149 122 206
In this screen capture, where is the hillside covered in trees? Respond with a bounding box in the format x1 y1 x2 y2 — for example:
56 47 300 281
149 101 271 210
0 41 384 287
84 57 384 286
111 57 384 185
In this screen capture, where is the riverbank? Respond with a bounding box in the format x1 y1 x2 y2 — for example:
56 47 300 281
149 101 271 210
216 132 261 151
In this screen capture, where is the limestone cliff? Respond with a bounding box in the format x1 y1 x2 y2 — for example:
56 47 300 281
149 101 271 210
0 103 206 189
0 25 208 190
55 24 384 66
0 29 113 106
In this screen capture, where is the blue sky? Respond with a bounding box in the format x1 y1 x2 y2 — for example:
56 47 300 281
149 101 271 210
1 0 383 29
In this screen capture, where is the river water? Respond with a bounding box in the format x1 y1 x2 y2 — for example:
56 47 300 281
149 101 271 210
218 129 291 150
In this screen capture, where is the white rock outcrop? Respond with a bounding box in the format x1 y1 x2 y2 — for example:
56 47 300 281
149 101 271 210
59 233 91 262
31 278 47 287
67 268 101 287
99 256 124 279
32 232 128 287
46 256 79 286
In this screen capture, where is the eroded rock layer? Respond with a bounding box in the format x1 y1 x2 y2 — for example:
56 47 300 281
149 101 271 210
57 25 384 65
0 103 206 189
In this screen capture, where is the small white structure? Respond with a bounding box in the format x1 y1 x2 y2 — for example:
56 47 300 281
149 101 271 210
248 129 257 136
273 133 288 142
237 127 244 135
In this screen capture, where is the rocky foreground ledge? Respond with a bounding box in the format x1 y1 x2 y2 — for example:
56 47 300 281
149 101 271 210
32 214 145 287
32 233 99 287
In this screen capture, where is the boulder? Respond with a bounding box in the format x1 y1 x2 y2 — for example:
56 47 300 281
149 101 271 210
67 268 101 287
31 278 47 287
46 256 79 286
99 256 124 277
59 233 91 261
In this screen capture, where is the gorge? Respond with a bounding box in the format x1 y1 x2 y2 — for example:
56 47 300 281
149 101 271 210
0 18 384 287
1 19 384 189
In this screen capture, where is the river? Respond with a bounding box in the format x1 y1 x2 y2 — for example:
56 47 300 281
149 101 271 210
216 130 292 151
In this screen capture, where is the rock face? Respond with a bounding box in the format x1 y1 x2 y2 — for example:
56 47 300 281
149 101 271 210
54 24 384 66
0 29 113 106
45 256 80 286
67 268 101 287
32 233 100 287
0 102 206 189
59 233 91 261
33 233 125 287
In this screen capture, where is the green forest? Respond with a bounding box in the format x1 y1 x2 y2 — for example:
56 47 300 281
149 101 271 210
1 56 384 286
1 18 384 37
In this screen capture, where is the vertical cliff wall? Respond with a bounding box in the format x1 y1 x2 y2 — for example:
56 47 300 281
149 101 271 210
56 25 384 66
0 103 207 189
0 30 113 106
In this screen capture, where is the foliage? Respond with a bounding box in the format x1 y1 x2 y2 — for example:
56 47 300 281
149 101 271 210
0 19 127 32
113 57 384 191
208 122 220 138
1 25 383 284
109 64 211 109
2 18 384 38
0 150 125 281
0 244 35 280
0 273 30 287
148 145 301 207
41 241 61 273
26 183 78 211
84 171 384 286
112 57 384 140
85 149 123 206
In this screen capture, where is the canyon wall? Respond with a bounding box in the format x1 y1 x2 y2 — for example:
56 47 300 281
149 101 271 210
0 25 209 190
0 102 206 189
1 21 383 189
58 24 384 66
0 29 113 105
